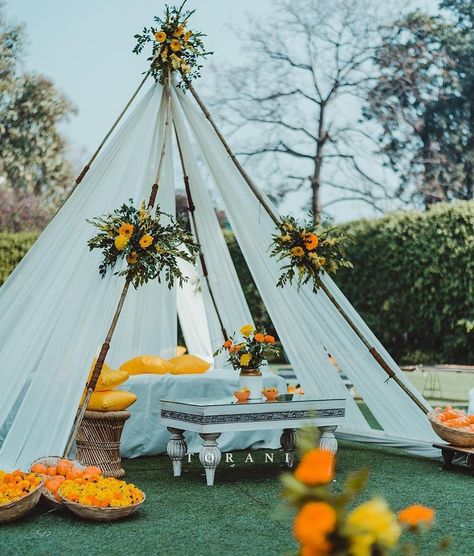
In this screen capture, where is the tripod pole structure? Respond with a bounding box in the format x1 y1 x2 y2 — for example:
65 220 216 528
186 81 430 415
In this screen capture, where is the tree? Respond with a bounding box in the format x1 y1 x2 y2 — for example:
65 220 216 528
0 5 76 211
210 0 399 219
364 0 474 205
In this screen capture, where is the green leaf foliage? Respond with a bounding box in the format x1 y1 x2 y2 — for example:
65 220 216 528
0 232 38 285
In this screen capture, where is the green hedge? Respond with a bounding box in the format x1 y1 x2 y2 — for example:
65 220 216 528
0 232 38 285
337 201 474 364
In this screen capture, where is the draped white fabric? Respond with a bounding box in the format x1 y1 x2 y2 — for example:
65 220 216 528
173 84 437 452
0 78 438 468
177 258 213 361
0 85 178 469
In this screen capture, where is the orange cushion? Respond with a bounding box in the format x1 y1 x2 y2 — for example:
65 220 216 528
168 355 210 375
120 355 176 375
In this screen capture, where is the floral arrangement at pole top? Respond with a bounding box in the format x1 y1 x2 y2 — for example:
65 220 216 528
271 215 353 293
88 199 199 288
282 434 446 556
133 1 212 89
214 325 280 373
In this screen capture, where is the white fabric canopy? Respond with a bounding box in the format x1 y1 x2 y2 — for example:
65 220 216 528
0 79 438 468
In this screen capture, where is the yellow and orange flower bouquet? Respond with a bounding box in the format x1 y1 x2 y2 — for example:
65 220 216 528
282 433 444 555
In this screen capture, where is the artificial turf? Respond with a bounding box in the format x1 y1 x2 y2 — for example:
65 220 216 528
2 442 473 556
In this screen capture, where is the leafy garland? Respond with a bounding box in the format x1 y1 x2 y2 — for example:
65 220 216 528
270 215 353 293
214 325 280 373
88 200 199 289
132 1 212 89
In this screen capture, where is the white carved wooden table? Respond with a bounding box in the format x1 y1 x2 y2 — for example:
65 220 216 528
160 394 346 485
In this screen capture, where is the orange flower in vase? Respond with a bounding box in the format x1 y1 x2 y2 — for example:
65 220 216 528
262 387 279 401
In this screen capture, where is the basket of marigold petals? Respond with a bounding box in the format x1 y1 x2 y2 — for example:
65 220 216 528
428 406 474 447
0 469 44 523
30 456 97 508
59 476 145 522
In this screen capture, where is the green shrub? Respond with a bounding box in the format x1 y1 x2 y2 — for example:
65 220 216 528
0 232 38 285
337 201 474 364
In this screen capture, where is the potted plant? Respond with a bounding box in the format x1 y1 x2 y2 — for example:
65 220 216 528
215 325 280 399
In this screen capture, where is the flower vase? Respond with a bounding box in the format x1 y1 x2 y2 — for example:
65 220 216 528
239 369 263 400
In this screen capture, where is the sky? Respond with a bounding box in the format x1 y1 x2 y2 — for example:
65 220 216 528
5 0 438 222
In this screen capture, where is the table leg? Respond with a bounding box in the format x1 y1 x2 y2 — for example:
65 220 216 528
167 427 187 477
199 433 221 486
318 426 338 454
280 428 297 468
441 448 454 470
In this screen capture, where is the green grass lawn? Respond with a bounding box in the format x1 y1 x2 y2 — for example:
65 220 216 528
2 442 473 556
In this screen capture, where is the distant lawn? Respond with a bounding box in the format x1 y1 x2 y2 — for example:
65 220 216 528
2 442 473 555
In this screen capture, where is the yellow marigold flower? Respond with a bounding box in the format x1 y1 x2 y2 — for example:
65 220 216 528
127 252 138 265
398 504 435 530
173 25 184 37
240 353 251 367
184 30 192 41
291 246 305 257
114 235 129 251
139 234 153 249
170 39 182 52
294 502 335 552
240 324 255 337
119 223 134 237
154 31 167 43
346 498 401 555
294 449 334 486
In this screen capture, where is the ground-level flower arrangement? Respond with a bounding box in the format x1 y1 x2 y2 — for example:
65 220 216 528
214 324 280 373
60 476 144 508
271 215 353 293
282 433 445 555
0 470 42 505
88 199 199 288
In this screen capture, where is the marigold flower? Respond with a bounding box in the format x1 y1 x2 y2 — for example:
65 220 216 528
295 449 334 485
154 30 167 42
264 335 275 344
161 46 169 61
170 39 182 52
173 25 185 37
294 502 336 551
114 235 129 251
280 234 291 242
119 223 134 237
139 234 153 249
254 333 265 342
346 498 401 554
223 339 232 349
240 324 255 337
240 353 251 367
398 504 435 529
127 252 138 265
303 232 319 251
291 246 305 257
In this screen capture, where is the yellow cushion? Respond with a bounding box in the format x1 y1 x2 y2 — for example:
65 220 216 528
120 355 176 375
87 390 137 412
87 359 129 392
168 355 210 375
176 345 187 357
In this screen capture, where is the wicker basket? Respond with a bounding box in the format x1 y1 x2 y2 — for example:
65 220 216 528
0 477 44 523
76 410 130 478
29 456 86 508
59 492 145 522
428 410 474 447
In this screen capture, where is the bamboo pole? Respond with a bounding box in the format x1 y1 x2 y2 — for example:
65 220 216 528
185 81 430 414
173 124 228 341
63 81 172 457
